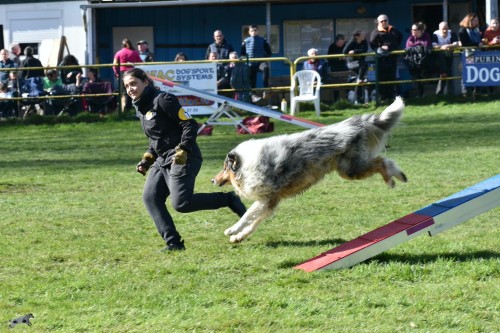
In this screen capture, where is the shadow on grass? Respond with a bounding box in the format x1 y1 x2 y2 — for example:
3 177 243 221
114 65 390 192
368 250 500 265
278 246 498 269
265 238 346 249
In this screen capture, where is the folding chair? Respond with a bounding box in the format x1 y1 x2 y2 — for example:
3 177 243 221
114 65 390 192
82 81 115 114
290 70 321 116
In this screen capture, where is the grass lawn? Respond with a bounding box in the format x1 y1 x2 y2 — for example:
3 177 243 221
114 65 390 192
0 98 499 332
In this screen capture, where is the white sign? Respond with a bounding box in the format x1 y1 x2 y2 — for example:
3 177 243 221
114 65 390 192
138 63 218 115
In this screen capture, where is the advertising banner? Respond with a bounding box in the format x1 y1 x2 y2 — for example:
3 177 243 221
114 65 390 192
462 51 500 87
138 63 218 115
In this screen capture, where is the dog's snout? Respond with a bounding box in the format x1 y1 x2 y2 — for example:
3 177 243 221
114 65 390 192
211 179 218 185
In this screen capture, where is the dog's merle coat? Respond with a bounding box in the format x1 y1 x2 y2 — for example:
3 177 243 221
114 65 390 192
212 97 407 243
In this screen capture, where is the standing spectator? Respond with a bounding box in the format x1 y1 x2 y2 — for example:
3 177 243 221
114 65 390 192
122 68 246 251
302 48 328 81
458 13 484 48
343 30 369 104
327 34 347 102
113 38 143 111
9 43 21 67
113 38 143 78
205 30 234 60
458 13 484 97
343 30 369 83
240 25 272 90
404 22 432 98
482 18 500 45
327 34 347 72
137 40 154 62
20 46 44 79
432 21 459 95
58 54 83 85
370 14 403 102
0 49 17 84
174 52 187 62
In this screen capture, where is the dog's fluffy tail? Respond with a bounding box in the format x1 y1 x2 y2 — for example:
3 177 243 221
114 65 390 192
373 96 404 132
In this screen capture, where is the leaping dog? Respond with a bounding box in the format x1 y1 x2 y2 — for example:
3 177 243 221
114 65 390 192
212 97 407 243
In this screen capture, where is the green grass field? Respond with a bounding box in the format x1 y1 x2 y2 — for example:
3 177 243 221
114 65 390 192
1 99 499 332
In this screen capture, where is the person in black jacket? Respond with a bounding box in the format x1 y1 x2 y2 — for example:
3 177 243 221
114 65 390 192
344 30 370 104
205 30 234 60
58 54 83 85
20 46 44 79
123 68 246 251
369 14 403 101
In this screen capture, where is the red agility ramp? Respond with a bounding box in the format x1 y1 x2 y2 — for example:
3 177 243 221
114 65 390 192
295 174 500 272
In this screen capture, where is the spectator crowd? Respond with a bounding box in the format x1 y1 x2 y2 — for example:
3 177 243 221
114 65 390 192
1 13 500 118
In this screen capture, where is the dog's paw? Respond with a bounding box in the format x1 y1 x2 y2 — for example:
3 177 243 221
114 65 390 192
230 234 243 243
224 227 236 236
396 171 408 183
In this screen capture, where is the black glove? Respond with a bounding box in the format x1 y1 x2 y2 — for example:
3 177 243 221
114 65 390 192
136 152 155 176
173 146 188 165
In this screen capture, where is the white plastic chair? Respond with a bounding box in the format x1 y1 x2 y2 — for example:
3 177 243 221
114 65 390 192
290 70 322 116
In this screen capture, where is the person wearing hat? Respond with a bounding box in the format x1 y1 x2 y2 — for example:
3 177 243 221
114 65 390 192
369 14 403 102
137 40 154 62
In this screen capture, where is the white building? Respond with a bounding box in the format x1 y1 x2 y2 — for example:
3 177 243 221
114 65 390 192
0 0 87 66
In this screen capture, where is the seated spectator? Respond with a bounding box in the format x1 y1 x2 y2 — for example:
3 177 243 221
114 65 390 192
82 67 115 115
432 21 459 95
482 17 500 45
174 52 187 62
20 46 44 79
0 82 16 117
59 54 83 85
1 49 17 84
302 48 329 81
43 69 64 92
6 70 23 93
43 69 82 116
404 22 432 98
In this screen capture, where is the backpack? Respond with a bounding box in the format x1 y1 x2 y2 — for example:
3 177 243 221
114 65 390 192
230 56 252 103
404 46 432 69
237 116 274 134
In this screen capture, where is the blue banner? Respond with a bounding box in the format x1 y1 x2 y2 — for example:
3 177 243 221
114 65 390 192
462 51 500 86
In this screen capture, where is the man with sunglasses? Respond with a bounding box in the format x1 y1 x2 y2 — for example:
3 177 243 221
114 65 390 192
369 14 403 102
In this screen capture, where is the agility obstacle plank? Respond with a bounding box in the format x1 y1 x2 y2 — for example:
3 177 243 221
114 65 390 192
295 174 500 272
149 76 324 133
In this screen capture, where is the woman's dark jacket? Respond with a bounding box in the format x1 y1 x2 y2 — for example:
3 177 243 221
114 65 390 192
133 85 201 166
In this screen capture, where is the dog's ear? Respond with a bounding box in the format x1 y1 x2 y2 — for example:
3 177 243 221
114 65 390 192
226 152 240 172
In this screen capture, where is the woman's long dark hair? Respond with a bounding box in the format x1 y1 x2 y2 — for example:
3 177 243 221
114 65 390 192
123 68 155 87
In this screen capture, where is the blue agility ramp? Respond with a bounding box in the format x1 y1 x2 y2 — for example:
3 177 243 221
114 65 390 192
295 174 500 272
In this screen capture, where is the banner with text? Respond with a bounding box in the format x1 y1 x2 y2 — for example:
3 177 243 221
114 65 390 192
138 63 218 115
462 51 500 86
